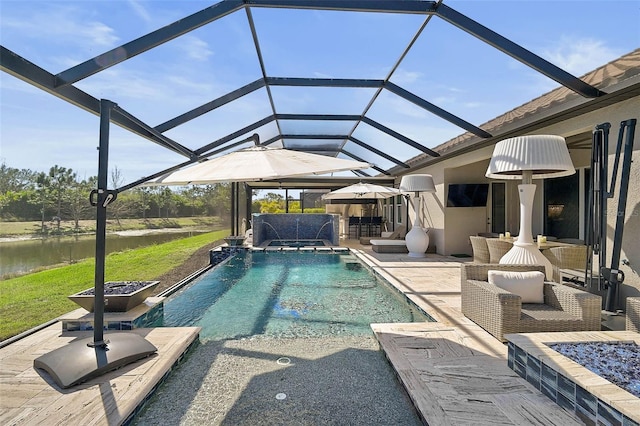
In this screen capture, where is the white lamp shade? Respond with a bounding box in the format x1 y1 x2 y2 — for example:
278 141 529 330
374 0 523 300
399 174 436 193
485 135 575 180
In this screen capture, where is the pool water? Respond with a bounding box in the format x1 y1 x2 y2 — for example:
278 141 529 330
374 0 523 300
267 239 326 247
162 250 429 341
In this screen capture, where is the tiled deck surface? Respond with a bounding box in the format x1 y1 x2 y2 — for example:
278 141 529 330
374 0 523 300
0 239 604 425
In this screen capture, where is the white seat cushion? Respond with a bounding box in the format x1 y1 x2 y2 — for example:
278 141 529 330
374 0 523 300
488 270 545 303
370 239 406 246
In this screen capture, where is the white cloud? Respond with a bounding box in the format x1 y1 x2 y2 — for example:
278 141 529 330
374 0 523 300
391 69 423 85
127 0 152 23
313 71 334 79
542 36 623 76
2 7 119 48
180 36 214 62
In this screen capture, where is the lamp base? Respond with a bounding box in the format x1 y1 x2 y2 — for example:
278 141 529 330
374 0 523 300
405 226 429 258
499 242 553 279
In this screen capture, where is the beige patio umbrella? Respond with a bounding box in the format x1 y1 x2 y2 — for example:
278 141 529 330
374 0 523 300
321 182 401 200
147 134 371 185
322 182 402 239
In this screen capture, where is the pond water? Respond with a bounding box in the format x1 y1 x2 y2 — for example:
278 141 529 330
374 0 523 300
0 230 209 278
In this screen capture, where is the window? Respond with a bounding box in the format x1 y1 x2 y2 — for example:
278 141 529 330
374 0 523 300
544 173 580 238
491 182 506 233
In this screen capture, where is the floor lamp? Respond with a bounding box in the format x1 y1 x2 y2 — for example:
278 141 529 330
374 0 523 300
486 135 575 278
400 174 436 258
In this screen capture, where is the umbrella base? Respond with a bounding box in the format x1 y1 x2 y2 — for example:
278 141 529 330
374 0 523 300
34 333 157 388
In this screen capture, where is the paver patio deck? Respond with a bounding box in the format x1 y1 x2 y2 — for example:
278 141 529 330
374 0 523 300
0 240 589 425
349 244 584 425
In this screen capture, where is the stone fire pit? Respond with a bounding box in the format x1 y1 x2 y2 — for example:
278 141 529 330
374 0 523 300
68 281 160 312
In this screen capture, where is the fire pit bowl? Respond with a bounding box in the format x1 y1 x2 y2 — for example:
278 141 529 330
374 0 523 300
68 281 160 312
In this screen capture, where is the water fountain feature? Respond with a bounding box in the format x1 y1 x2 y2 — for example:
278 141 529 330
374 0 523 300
252 214 339 247
262 222 283 241
315 220 334 240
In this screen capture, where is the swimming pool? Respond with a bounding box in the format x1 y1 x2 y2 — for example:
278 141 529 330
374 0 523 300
162 250 430 341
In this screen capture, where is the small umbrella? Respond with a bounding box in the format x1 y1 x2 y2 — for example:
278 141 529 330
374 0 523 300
322 182 402 200
147 135 371 185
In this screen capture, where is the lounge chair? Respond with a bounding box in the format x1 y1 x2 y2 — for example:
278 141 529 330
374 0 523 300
359 225 406 245
371 239 408 253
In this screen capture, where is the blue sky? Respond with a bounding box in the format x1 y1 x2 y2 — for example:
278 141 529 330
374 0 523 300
1 0 638 187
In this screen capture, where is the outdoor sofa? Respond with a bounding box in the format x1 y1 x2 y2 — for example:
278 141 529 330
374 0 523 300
461 263 602 342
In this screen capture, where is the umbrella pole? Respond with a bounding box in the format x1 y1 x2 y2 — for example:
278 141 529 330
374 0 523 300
90 99 113 347
33 100 157 389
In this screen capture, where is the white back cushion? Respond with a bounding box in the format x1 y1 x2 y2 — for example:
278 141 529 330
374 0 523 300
488 270 545 303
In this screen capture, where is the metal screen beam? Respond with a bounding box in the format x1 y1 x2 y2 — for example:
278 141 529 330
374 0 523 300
245 7 282 136
281 134 347 140
0 46 197 159
1 46 100 115
384 83 491 138
111 106 195 158
361 117 440 157
195 115 275 155
276 114 362 121
267 77 383 88
155 79 265 132
262 135 282 146
54 0 245 86
348 136 409 168
435 3 604 98
246 0 438 14
340 150 388 175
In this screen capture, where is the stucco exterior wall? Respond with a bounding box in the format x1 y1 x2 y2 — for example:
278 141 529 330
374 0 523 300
535 97 640 304
405 95 639 305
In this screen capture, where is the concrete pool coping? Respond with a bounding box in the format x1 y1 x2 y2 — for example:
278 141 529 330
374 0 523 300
0 242 601 424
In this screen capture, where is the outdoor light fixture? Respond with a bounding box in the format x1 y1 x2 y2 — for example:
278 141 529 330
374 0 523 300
400 174 436 257
486 135 575 277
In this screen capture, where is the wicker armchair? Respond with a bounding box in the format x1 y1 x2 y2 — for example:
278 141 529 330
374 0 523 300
627 297 640 332
546 245 587 283
485 238 512 263
461 263 602 342
469 236 490 263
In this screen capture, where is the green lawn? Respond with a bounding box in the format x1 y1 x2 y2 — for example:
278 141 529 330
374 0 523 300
0 230 228 341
